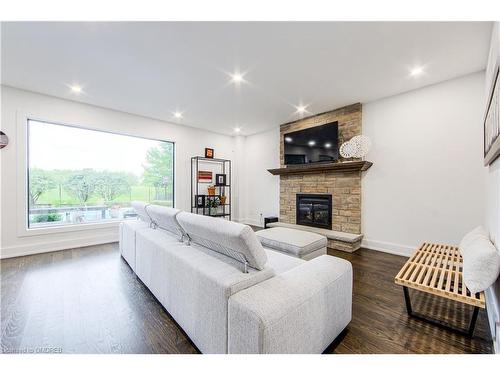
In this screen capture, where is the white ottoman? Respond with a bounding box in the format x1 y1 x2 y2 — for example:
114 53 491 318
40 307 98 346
256 227 327 260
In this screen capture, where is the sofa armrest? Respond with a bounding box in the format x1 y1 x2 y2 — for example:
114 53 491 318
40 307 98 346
228 255 352 354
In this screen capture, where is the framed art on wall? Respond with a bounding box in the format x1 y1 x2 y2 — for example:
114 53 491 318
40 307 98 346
484 67 500 166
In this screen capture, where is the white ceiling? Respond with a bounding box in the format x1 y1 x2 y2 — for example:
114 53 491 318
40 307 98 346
1 22 492 135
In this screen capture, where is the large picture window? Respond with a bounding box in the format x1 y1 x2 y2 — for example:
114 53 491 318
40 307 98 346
27 120 174 229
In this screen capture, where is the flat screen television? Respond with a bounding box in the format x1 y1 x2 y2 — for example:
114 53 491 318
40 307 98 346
284 121 339 165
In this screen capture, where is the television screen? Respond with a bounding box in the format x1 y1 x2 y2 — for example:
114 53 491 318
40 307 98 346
284 122 339 165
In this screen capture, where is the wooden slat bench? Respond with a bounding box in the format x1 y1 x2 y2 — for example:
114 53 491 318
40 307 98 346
395 242 485 337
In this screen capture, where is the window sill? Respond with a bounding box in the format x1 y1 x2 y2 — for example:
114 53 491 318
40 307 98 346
18 220 125 238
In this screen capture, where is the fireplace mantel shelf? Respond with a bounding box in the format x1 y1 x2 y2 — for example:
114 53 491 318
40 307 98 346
267 160 373 176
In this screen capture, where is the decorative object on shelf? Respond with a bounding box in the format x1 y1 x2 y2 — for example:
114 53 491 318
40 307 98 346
339 140 356 158
196 194 206 208
191 156 231 220
205 148 214 158
198 170 212 183
207 185 216 196
206 196 220 216
350 135 372 158
215 173 227 186
0 131 8 149
339 135 371 159
484 67 500 165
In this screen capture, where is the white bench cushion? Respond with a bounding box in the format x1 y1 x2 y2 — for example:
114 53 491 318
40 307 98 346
256 227 327 258
459 226 500 294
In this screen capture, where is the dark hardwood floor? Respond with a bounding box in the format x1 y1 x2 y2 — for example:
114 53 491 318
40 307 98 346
0 243 492 354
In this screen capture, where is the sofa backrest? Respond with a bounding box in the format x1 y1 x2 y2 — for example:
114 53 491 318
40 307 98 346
177 212 268 271
145 204 185 240
131 201 152 224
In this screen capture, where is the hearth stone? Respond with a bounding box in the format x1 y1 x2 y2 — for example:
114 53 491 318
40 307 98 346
267 222 363 253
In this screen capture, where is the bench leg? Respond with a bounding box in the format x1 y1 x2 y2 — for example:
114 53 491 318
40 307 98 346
402 286 480 338
467 306 480 338
403 286 413 315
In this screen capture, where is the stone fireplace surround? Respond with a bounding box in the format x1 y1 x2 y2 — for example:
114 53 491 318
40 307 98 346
278 103 364 252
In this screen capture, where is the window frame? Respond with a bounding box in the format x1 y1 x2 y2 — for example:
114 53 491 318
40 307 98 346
17 112 175 237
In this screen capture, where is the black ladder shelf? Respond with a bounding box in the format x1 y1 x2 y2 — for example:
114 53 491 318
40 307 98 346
190 156 231 220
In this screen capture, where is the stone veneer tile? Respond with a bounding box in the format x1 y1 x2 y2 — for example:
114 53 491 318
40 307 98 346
279 103 363 247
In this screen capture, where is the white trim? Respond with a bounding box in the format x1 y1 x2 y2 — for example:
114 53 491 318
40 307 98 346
16 110 29 237
21 220 121 237
485 286 500 354
361 238 415 257
0 232 118 259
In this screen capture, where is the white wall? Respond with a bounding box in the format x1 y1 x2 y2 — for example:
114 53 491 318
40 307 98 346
240 127 280 227
362 72 487 256
0 85 237 258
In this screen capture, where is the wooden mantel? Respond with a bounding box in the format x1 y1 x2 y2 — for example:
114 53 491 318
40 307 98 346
267 161 373 176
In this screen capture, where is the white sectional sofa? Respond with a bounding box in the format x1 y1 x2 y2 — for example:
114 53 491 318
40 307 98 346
119 202 352 354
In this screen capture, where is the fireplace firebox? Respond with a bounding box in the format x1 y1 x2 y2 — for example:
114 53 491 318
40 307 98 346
296 194 332 230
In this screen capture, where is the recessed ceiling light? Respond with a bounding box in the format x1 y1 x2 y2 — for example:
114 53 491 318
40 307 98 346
234 127 241 133
70 85 83 94
296 105 307 114
308 140 316 146
324 143 331 148
231 72 244 84
173 112 183 119
410 66 424 77
285 136 293 143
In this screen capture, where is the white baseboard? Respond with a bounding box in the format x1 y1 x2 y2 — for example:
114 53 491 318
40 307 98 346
0 233 118 259
361 238 415 257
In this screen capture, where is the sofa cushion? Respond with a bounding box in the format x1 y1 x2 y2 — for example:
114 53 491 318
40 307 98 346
228 255 352 353
263 248 305 274
177 212 268 270
256 227 327 257
131 201 152 224
119 219 150 271
459 228 500 294
145 204 184 240
135 228 274 353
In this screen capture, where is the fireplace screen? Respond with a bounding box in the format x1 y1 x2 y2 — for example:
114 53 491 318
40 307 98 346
296 194 332 230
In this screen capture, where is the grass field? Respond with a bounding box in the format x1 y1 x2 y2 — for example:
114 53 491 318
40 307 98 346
35 185 173 207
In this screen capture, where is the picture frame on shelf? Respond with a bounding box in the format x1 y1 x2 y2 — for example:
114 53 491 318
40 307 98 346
205 148 214 158
215 173 227 186
197 170 212 183
195 194 206 208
